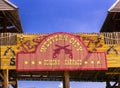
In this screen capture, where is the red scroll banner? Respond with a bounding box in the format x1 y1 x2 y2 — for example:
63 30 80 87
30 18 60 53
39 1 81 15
17 32 107 71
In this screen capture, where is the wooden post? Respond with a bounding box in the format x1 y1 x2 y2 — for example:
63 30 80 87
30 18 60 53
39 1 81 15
15 79 18 88
3 69 9 88
106 81 111 88
11 79 18 88
63 71 70 88
106 81 119 88
118 75 120 88
13 79 18 88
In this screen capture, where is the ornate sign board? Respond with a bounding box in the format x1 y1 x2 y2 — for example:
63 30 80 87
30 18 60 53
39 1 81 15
17 32 107 71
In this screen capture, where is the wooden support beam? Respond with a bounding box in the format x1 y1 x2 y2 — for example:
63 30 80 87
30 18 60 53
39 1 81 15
106 81 111 88
0 82 3 85
3 11 22 33
95 71 99 80
118 75 120 88
0 81 16 85
9 81 16 85
112 82 117 88
15 79 18 88
106 72 120 75
106 81 118 88
11 79 18 88
3 69 9 88
63 71 70 88
79 72 83 78
0 72 4 80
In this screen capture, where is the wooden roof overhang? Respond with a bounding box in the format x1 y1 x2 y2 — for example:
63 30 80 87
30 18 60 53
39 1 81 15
0 0 23 33
100 0 120 32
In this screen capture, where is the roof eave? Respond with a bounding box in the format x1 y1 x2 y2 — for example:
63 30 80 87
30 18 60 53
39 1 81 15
4 0 18 9
108 0 120 12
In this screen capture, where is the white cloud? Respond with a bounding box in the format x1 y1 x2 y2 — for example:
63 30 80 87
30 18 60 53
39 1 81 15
58 82 63 88
58 82 72 88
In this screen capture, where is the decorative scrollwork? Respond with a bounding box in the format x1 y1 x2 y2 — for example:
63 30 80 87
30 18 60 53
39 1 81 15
107 46 118 55
4 47 15 56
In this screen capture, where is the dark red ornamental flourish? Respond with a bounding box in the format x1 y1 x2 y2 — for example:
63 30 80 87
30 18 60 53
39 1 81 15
53 45 73 59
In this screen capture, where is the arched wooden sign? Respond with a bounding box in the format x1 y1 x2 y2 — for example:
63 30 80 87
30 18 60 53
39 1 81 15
17 32 107 71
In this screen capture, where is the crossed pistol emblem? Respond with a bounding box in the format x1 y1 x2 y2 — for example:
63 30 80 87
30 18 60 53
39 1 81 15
53 45 73 59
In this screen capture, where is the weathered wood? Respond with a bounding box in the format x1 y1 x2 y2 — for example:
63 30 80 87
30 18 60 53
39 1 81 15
3 69 9 88
11 80 18 88
0 72 4 80
0 33 17 45
0 0 23 33
63 71 70 88
0 32 120 83
0 0 15 10
106 81 118 88
1 32 120 69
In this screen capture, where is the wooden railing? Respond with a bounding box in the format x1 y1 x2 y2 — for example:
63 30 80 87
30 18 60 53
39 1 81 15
0 32 120 45
0 33 17 45
103 32 120 44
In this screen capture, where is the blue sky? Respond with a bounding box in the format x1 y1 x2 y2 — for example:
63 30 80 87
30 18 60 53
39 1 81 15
10 0 115 33
15 81 105 88
9 0 116 88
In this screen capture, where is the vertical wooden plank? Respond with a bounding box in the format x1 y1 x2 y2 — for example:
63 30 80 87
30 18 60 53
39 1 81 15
3 69 9 88
118 75 120 88
116 32 118 44
108 33 110 44
106 81 111 88
15 79 18 88
0 72 4 80
63 71 70 88
113 32 115 44
0 34 1 69
104 33 107 44
106 33 108 44
11 79 18 88
110 33 113 44
118 32 120 44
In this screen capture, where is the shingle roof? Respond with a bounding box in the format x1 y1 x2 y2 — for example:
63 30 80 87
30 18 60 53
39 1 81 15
0 0 17 10
109 0 120 12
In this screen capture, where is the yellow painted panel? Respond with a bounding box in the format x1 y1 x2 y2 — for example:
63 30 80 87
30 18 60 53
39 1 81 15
1 66 16 69
1 33 120 70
